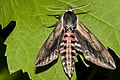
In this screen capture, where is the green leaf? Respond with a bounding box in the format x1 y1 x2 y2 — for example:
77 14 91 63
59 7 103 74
0 0 119 80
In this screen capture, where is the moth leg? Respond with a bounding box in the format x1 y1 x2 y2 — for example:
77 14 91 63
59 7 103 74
47 14 61 19
43 19 62 28
42 24 56 28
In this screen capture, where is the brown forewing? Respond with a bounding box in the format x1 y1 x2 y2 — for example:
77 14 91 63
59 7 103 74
35 20 64 67
75 21 116 69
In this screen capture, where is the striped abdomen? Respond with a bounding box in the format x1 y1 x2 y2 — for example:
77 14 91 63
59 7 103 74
60 32 76 78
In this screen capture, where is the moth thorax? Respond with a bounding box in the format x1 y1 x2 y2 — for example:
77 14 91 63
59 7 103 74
63 11 77 32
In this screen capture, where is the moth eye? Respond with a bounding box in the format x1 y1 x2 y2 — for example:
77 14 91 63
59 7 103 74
71 26 76 31
73 26 76 29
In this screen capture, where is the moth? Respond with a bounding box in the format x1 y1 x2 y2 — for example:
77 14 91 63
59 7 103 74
35 5 116 78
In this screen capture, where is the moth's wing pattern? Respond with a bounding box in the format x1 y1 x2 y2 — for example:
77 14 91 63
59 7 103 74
75 21 116 69
36 20 64 67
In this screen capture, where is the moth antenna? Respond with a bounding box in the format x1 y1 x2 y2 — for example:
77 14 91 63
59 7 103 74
46 7 66 11
46 2 91 12
72 2 91 11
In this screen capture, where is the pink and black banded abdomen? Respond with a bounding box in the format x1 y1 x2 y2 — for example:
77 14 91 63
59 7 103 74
59 32 77 77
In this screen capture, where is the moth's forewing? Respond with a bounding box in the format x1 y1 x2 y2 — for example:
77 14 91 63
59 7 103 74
75 21 116 69
35 20 64 67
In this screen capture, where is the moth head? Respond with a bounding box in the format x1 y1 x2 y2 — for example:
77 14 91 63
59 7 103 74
66 6 73 12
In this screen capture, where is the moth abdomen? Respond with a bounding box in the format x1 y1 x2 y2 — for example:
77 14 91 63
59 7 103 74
60 32 76 78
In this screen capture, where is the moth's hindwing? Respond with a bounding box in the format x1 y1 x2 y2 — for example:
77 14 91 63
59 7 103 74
35 20 63 67
75 21 116 69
